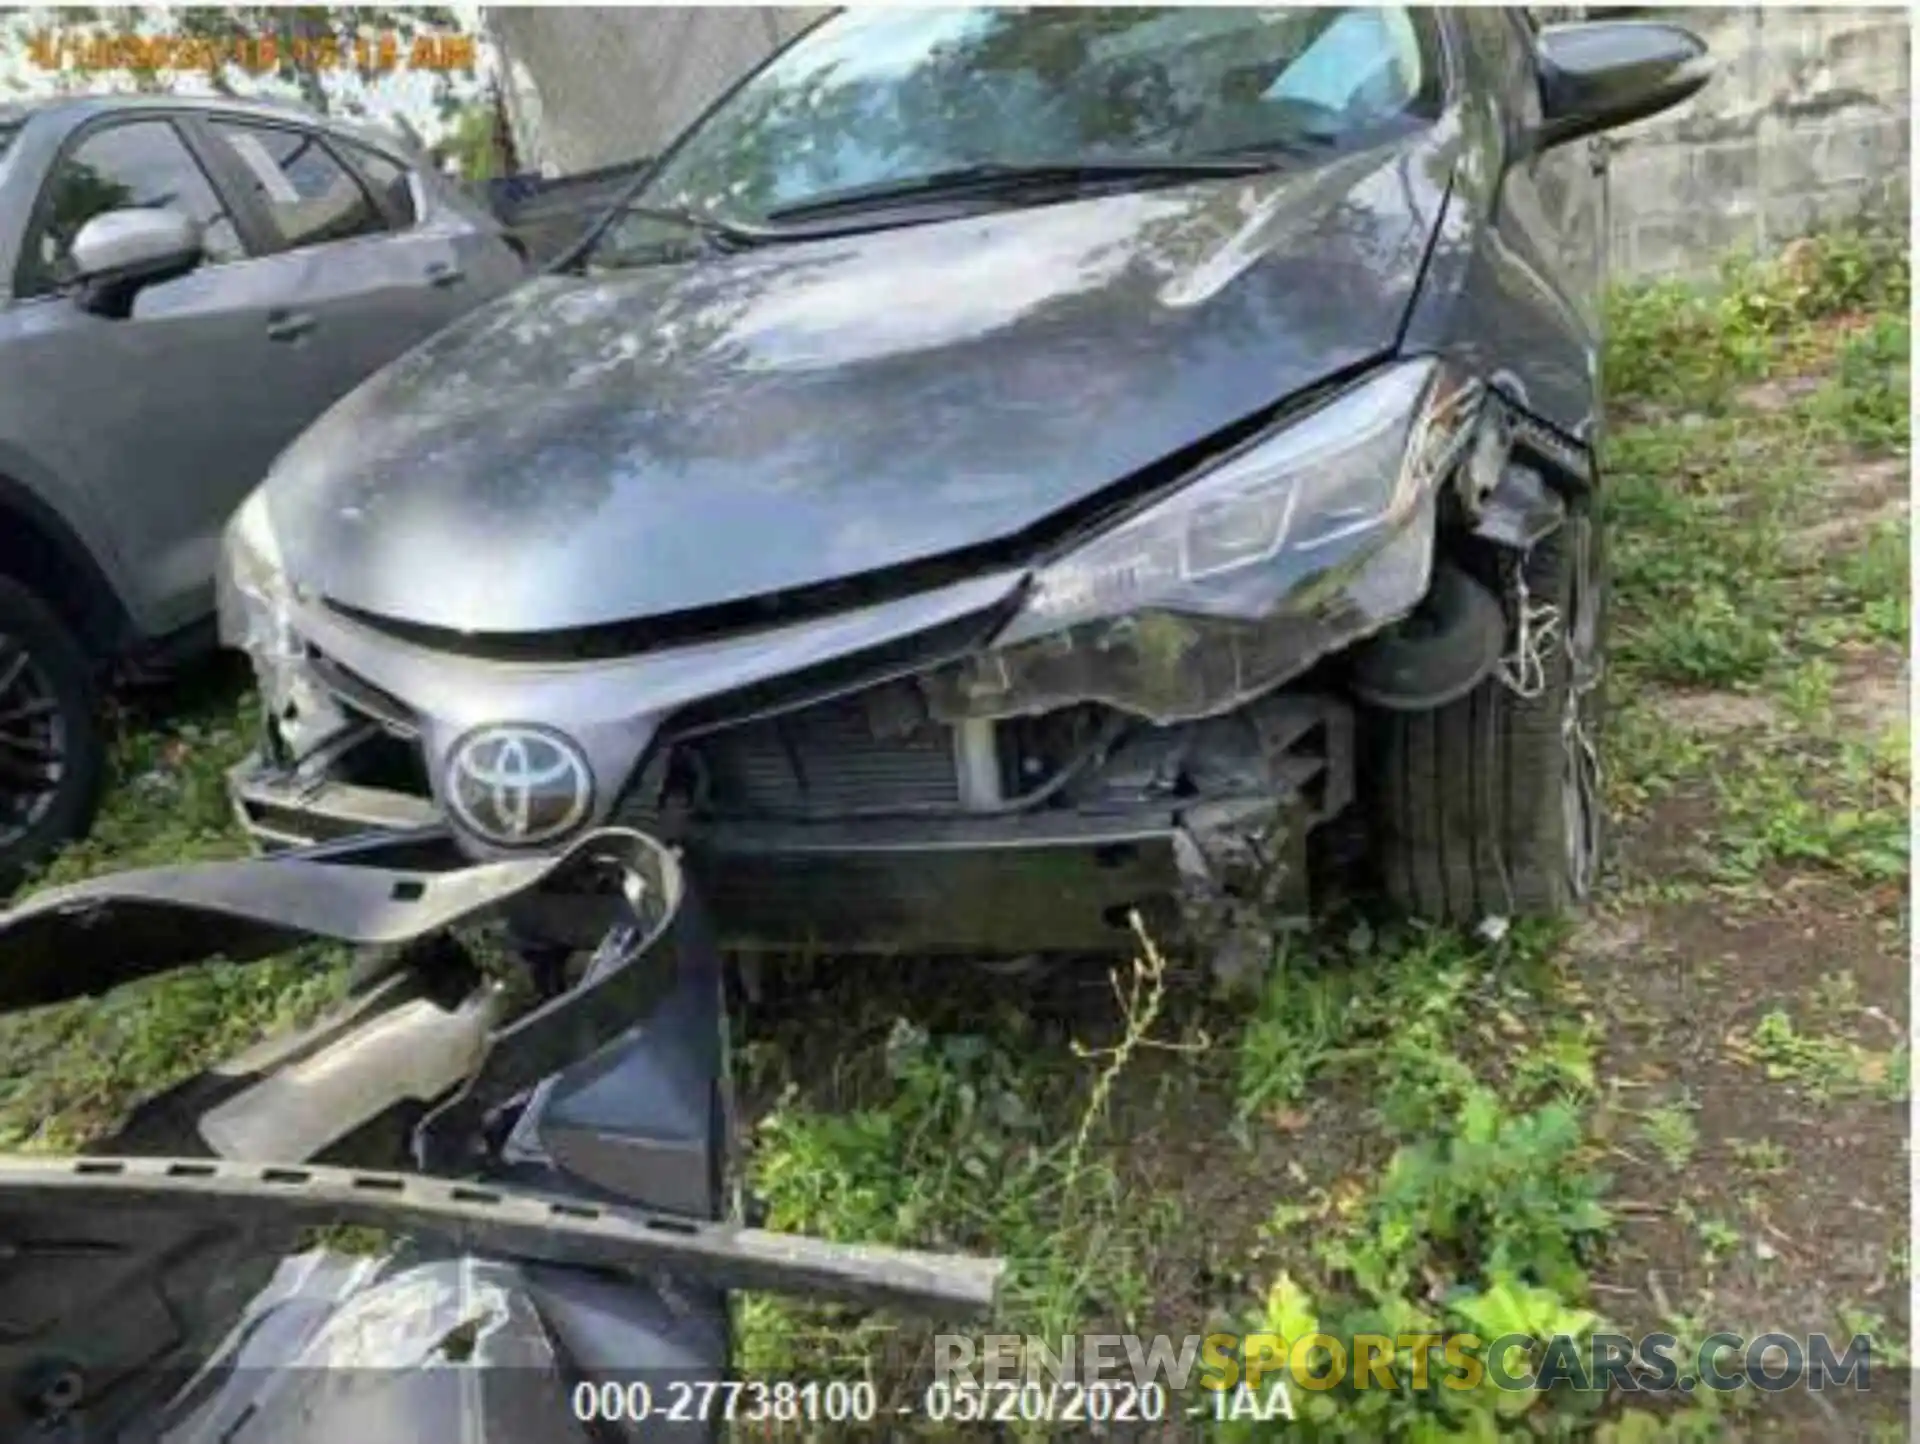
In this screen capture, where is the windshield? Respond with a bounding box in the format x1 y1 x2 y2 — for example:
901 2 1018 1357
596 6 1439 259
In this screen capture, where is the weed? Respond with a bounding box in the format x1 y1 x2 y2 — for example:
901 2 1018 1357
1723 225 1910 331
1638 1098 1699 1172
1710 739 1910 885
1838 1306 1909 1367
1632 587 1786 687
1812 969 1861 1019
1602 421 1802 688
1605 699 1716 815
1807 313 1912 452
1603 223 1910 415
1814 517 1910 647
1509 1024 1600 1107
1693 1215 1742 1262
740 925 1190 1389
1224 1084 1615 1438
1729 1138 1789 1176
1777 656 1836 726
1604 278 1764 411
1727 1009 1904 1101
1236 937 1359 1121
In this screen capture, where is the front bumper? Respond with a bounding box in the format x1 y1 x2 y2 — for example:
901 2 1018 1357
229 700 1353 955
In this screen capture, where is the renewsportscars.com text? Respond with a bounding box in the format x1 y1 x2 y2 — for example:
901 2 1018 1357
935 1331 1876 1395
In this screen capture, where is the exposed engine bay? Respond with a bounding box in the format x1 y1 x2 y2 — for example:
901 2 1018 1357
226 368 1584 957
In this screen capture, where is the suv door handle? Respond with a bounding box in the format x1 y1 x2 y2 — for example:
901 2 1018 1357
425 262 465 288
266 309 317 342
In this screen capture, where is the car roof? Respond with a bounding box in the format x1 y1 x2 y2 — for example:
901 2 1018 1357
14 92 414 159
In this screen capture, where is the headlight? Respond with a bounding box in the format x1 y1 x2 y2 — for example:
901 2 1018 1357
216 488 291 653
217 489 346 758
923 358 1482 725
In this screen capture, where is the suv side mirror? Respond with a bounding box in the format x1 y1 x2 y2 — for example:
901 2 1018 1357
1534 21 1712 152
69 208 204 318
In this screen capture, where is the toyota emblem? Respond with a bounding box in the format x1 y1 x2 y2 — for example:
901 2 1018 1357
444 724 594 846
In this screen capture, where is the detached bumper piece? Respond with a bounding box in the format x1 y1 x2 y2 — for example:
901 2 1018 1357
0 1154 999 1318
0 1157 995 1444
0 827 1004 1444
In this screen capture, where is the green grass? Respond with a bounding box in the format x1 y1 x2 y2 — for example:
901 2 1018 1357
1603 415 1806 688
0 952 347 1150
1807 313 1912 452
1604 223 1910 415
1710 736 1909 885
1815 516 1910 647
0 659 352 1151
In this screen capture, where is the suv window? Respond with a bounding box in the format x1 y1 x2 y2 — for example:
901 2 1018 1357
210 121 387 249
17 119 244 299
341 141 418 227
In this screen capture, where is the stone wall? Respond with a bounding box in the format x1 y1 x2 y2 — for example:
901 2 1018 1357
1601 7 1911 278
484 7 1912 279
484 7 825 178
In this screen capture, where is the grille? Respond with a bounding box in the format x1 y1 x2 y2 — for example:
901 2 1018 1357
308 649 419 736
689 689 960 819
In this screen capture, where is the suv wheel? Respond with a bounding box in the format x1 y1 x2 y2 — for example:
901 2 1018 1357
1368 502 1606 922
0 576 105 896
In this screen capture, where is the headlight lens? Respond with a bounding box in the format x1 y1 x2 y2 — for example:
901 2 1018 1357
924 358 1482 725
217 489 346 758
216 488 291 653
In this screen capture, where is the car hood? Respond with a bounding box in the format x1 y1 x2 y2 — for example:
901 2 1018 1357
266 131 1453 634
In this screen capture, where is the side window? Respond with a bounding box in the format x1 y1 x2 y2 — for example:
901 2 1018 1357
340 142 419 227
210 121 387 250
17 119 244 299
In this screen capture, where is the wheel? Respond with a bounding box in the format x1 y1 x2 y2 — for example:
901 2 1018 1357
1367 501 1606 923
0 576 105 897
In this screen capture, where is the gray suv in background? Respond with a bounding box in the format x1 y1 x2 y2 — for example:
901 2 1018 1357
0 94 525 888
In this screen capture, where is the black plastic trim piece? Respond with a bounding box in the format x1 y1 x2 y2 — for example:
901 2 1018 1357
0 1154 1001 1317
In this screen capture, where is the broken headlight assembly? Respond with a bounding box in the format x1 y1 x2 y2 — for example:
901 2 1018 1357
924 357 1483 725
217 489 347 760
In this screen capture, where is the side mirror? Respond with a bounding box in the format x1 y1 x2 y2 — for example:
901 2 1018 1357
1534 21 1712 152
68 207 204 318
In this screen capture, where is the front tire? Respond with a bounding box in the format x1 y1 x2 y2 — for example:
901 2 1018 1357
1368 503 1606 923
0 576 105 897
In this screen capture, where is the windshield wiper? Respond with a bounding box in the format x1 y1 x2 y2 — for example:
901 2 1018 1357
552 201 782 274
618 202 782 248
762 154 1295 224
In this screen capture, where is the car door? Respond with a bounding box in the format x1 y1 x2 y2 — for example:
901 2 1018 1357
1455 8 1602 440
334 136 528 315
1 114 330 635
189 117 512 407
1509 10 1607 338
